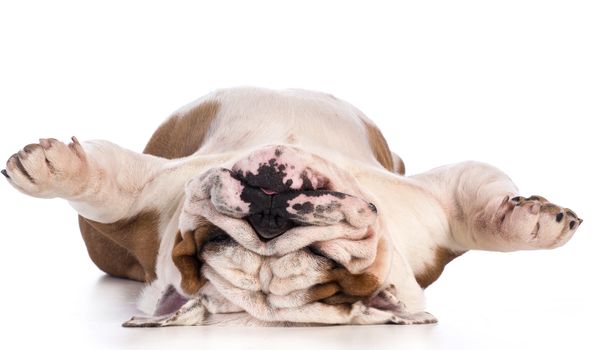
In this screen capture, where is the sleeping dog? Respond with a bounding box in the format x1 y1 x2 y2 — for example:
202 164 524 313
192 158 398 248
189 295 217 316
2 87 582 326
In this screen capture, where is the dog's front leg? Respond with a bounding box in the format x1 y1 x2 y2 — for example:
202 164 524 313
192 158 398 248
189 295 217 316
3 137 232 223
414 161 583 252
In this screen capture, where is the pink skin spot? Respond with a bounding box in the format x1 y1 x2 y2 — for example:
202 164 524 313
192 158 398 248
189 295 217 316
260 187 278 195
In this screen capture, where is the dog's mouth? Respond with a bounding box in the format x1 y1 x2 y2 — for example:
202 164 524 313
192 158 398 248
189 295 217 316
240 185 350 241
199 221 342 268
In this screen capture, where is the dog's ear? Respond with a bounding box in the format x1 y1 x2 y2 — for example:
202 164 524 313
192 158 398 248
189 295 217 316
362 284 438 325
172 218 216 296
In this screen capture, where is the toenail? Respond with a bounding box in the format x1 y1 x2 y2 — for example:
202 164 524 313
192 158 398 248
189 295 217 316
556 213 564 223
570 221 576 230
368 203 377 213
1 169 8 178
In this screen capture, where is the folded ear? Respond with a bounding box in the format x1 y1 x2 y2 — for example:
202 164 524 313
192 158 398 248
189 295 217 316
172 218 216 296
360 285 438 325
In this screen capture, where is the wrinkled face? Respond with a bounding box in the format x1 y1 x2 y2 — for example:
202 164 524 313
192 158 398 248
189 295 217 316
172 145 394 324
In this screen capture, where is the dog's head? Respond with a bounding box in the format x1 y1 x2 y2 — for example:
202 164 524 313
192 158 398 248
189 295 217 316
170 145 401 324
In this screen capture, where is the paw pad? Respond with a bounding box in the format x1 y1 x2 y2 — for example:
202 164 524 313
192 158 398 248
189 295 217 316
500 195 583 249
3 137 88 198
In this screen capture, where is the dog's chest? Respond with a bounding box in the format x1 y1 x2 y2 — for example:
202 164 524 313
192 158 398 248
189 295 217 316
192 89 377 167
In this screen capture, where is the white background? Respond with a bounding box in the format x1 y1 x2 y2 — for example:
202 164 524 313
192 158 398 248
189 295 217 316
0 1 593 349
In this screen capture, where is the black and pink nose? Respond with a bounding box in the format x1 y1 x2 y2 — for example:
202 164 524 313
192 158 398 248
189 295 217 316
242 187 297 240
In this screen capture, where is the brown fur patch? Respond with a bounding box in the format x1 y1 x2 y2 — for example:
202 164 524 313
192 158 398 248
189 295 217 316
321 293 364 305
77 100 220 282
361 120 404 174
143 100 220 159
306 283 341 303
172 218 218 295
327 269 380 297
415 247 464 288
392 152 406 175
78 211 160 282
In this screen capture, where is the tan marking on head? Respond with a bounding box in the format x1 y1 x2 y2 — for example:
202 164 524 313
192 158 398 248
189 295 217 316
143 100 221 159
78 211 161 282
317 226 389 299
415 247 464 288
327 269 380 297
305 283 341 303
172 218 217 295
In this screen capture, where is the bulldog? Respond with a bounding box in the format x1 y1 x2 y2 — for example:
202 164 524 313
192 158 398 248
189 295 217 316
2 87 582 326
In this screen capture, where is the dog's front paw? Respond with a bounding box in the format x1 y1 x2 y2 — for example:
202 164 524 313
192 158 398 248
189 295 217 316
497 195 583 249
3 137 90 198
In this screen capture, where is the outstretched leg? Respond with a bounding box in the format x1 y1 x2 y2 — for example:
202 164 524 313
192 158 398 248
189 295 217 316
3 137 233 281
3 137 232 223
414 161 583 252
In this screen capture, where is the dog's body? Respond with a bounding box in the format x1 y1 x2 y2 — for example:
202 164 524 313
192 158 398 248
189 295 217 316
3 87 582 326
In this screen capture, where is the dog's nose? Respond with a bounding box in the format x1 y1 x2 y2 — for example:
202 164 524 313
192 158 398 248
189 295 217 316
242 187 296 240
